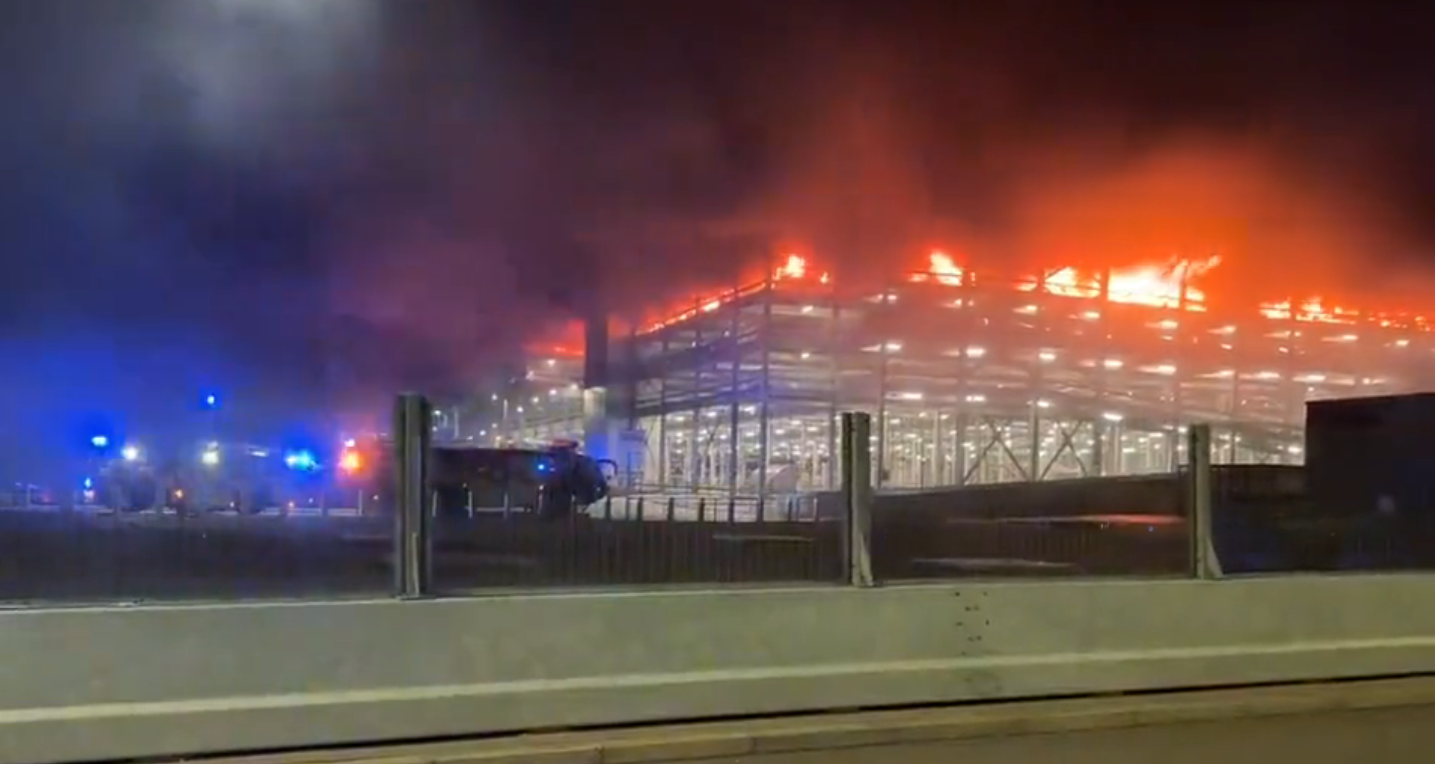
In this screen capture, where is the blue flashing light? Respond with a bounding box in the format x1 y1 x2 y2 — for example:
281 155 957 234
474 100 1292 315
283 450 317 471
204 394 218 409
82 477 93 490
90 435 109 449
535 457 553 474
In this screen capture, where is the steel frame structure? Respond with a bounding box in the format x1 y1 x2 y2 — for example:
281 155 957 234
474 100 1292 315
504 260 1422 496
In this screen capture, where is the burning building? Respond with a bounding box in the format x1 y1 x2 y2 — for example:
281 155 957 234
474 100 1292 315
493 251 1429 497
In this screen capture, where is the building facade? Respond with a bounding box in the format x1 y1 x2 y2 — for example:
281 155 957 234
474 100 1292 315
492 253 1427 498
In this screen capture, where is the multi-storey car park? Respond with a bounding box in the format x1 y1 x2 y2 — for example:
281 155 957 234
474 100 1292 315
487 251 1430 497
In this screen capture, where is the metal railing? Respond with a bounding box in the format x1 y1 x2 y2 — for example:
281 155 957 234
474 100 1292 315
1 394 1429 606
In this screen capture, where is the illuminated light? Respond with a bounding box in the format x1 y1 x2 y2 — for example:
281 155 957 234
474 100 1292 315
1015 304 1039 315
1214 325 1236 335
82 477 93 490
1147 364 1177 375
1038 350 1057 362
1211 369 1235 379
121 445 140 462
283 450 317 471
909 251 966 286
548 388 557 396
204 394 218 408
705 410 720 418
90 435 109 449
1253 371 1282 381
1296 373 1327 384
173 489 184 500
491 393 499 401
800 351 812 359
701 299 721 312
546 359 556 367
1103 358 1124 370
200 449 220 466
1156 319 1179 331
1287 444 1304 456
1330 333 1358 343
1081 311 1101 321
1036 399 1052 409
1261 297 1360 324
249 449 269 458
800 304 814 313
883 341 903 352
893 391 924 401
343 438 356 448
1395 339 1411 348
965 346 987 358
1102 411 1125 423
339 450 363 473
965 394 987 404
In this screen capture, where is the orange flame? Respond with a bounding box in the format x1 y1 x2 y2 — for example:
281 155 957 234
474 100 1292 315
772 253 831 284
573 247 1435 346
1023 256 1220 311
909 251 966 286
774 254 807 280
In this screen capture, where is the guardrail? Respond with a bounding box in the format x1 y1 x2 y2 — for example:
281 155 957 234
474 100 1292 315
2 402 1433 764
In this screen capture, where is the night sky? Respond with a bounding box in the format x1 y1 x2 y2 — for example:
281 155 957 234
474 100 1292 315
1 0 1433 469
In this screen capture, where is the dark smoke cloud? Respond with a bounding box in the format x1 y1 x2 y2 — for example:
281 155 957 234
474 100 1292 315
1 0 1434 473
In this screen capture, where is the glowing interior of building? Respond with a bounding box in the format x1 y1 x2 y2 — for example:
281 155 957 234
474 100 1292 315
492 252 1429 496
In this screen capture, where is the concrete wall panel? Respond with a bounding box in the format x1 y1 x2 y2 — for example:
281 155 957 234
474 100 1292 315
3 575 1435 763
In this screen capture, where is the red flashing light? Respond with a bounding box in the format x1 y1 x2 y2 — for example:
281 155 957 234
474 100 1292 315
339 450 363 474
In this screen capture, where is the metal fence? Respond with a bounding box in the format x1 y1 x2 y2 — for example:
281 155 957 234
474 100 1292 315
0 399 1425 606
1208 462 1435 574
869 474 1193 580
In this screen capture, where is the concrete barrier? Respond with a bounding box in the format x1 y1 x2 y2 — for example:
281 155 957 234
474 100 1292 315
4 574 1435 763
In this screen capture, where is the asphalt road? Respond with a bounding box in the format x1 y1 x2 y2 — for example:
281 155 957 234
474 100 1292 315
749 705 1435 764
167 678 1435 764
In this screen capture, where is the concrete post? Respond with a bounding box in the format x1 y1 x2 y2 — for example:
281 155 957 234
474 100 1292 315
841 412 875 587
394 393 433 598
1188 423 1223 579
581 387 614 464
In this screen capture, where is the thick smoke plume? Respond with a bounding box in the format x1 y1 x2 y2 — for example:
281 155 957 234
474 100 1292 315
0 0 1433 473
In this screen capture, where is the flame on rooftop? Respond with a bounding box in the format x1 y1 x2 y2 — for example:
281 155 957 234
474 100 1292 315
908 251 966 286
607 248 1435 339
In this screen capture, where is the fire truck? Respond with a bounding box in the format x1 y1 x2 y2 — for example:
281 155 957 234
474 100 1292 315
336 438 615 519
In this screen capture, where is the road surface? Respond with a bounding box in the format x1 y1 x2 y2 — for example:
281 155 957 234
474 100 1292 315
152 677 1435 764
